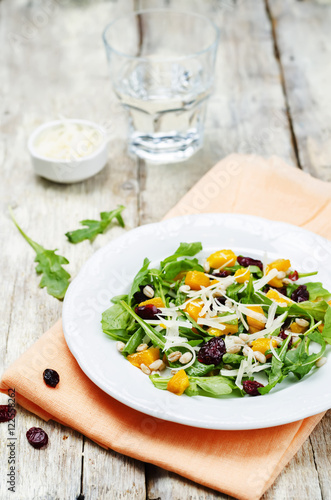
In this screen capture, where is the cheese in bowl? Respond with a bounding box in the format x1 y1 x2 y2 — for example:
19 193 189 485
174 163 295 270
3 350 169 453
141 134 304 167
28 119 108 184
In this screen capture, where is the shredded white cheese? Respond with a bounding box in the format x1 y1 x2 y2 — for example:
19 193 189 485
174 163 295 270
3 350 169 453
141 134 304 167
34 121 103 160
253 268 278 291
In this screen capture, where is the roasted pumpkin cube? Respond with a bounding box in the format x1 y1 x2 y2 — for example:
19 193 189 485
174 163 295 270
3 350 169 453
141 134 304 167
251 338 278 359
184 301 205 323
234 267 250 283
185 271 210 290
223 322 239 335
127 347 160 368
269 259 291 272
138 297 165 308
246 306 266 332
206 249 237 269
167 369 190 396
266 289 291 306
265 259 291 288
290 322 306 334
207 327 223 337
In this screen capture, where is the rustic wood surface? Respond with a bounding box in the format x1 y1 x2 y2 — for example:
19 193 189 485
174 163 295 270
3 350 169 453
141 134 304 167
0 0 330 499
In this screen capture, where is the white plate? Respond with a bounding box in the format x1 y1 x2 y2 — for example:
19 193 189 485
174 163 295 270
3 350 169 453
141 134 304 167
62 214 331 430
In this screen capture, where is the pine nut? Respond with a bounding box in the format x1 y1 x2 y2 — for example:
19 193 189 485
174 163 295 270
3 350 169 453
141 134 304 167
149 359 166 371
171 368 178 375
227 344 242 354
168 351 182 362
277 271 286 279
225 299 233 308
136 343 148 352
116 341 125 352
140 363 151 375
179 285 190 293
203 260 210 273
282 278 292 285
239 333 250 342
143 285 154 298
151 370 160 376
295 318 309 328
233 337 245 345
254 351 266 364
315 357 327 368
179 352 193 364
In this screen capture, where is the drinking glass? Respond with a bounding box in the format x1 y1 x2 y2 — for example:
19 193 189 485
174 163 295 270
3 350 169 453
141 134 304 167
103 9 219 163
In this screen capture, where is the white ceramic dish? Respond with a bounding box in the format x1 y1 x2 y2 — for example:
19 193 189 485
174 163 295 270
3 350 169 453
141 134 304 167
28 119 108 184
62 213 331 430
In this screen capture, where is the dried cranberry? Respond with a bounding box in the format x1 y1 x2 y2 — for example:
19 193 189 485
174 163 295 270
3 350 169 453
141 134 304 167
279 330 293 349
237 256 263 271
215 296 226 306
133 284 155 304
198 337 226 365
243 380 264 396
291 285 309 303
213 270 230 277
26 427 48 449
43 369 60 388
135 304 161 320
288 270 299 281
0 405 16 423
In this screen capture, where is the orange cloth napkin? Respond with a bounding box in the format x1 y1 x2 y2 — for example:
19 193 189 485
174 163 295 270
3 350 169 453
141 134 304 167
1 154 330 500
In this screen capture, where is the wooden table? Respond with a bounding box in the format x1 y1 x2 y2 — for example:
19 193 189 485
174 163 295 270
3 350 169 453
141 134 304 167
1 1 330 498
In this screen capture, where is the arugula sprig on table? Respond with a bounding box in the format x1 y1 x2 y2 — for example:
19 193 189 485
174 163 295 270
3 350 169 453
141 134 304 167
10 208 70 300
65 205 125 243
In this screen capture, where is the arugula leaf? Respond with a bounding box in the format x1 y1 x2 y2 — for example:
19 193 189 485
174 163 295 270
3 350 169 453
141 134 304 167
120 300 165 349
161 242 202 266
149 374 242 398
128 258 151 304
226 282 244 301
10 209 70 300
222 353 245 365
122 327 145 355
191 376 234 397
287 301 329 322
321 306 331 345
101 302 134 341
241 276 254 303
65 205 125 243
162 258 203 281
186 360 215 377
258 334 293 395
305 282 331 301
149 374 169 390
111 294 128 304
285 331 326 379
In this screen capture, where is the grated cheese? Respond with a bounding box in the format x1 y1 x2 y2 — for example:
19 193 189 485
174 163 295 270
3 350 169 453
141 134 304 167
34 121 103 160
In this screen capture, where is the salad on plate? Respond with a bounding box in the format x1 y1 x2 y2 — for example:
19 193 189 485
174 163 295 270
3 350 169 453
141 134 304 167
101 243 331 398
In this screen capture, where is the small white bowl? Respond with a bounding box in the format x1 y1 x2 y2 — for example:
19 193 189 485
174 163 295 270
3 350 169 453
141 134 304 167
28 119 109 184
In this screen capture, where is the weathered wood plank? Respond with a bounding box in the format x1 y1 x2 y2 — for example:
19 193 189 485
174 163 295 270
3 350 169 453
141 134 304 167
147 465 232 500
0 0 145 499
83 440 146 500
262 438 322 500
268 0 331 180
309 410 331 500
